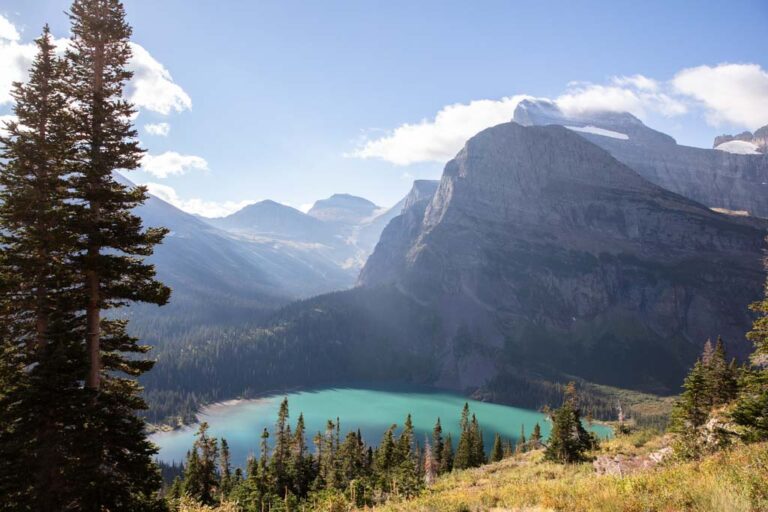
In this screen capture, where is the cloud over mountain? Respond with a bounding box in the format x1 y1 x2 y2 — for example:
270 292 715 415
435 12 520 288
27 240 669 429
352 64 768 165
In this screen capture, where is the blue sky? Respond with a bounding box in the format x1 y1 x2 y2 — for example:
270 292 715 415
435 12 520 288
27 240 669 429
2 0 767 216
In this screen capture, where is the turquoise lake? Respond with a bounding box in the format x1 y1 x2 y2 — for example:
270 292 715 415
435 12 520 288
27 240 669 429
151 386 612 466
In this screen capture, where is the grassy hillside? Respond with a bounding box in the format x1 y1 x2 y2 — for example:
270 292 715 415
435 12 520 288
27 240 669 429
371 433 768 512
173 431 768 511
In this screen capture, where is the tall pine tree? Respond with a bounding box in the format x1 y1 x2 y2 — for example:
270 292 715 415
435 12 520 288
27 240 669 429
65 0 170 508
0 26 83 511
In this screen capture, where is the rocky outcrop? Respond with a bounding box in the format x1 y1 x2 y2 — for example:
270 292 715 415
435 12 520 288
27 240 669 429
360 122 767 393
593 447 673 476
513 100 768 217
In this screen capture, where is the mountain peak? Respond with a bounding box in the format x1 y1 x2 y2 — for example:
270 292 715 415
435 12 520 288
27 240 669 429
308 193 380 224
513 99 676 146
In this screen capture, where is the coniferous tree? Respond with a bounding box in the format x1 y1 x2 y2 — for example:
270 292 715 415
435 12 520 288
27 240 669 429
469 414 485 466
733 268 768 442
0 26 82 511
64 0 171 508
490 433 503 462
672 339 740 457
219 438 233 499
272 397 291 491
454 404 473 470
431 418 444 471
544 382 594 464
439 433 454 474
182 423 219 505
530 422 543 448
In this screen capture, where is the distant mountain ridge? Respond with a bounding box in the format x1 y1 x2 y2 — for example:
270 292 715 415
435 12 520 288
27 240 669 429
513 99 768 218
203 190 434 283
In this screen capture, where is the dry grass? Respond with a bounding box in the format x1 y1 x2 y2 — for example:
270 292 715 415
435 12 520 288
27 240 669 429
372 439 768 512
172 433 768 511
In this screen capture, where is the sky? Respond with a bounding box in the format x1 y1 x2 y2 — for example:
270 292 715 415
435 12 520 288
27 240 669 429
1 0 768 216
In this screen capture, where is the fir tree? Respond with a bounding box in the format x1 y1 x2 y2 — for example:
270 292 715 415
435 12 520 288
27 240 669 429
544 382 594 463
530 422 542 447
431 418 444 471
398 413 415 462
219 438 232 499
672 338 740 457
453 429 472 470
490 433 503 462
732 268 768 442
65 0 171 508
470 414 485 466
439 433 454 474
0 26 82 511
182 423 219 505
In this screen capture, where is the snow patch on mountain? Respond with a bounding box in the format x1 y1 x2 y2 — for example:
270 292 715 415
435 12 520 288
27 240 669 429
565 125 629 140
715 140 761 155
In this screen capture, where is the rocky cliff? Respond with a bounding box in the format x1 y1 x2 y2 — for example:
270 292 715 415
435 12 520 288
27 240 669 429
513 99 768 218
360 122 767 393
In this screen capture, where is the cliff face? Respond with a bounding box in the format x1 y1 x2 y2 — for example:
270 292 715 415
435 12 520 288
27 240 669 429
513 100 768 218
360 122 767 393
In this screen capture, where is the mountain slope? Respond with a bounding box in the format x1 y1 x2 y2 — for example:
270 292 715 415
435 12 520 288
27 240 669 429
358 122 766 393
513 99 768 218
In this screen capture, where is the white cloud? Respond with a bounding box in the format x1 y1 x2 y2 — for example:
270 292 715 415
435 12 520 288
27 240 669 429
0 15 191 116
611 74 659 91
672 63 768 130
128 43 191 115
556 78 687 119
0 34 38 105
144 182 254 218
351 95 533 165
0 14 20 41
144 122 170 136
298 203 313 213
141 151 208 178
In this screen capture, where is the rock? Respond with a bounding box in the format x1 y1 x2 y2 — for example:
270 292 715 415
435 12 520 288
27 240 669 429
593 447 672 476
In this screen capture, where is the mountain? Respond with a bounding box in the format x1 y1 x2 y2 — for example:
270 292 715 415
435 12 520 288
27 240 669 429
207 200 333 242
358 122 767 393
203 190 436 285
144 123 766 423
513 99 768 218
307 193 381 225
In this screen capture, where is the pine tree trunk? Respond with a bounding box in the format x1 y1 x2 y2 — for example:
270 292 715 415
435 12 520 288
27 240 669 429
85 18 105 391
86 263 100 389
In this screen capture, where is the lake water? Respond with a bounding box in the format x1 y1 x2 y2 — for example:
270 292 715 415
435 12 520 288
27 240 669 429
151 386 613 466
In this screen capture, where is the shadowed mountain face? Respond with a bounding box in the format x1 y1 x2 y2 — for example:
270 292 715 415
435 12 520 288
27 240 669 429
357 123 767 393
513 99 768 218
